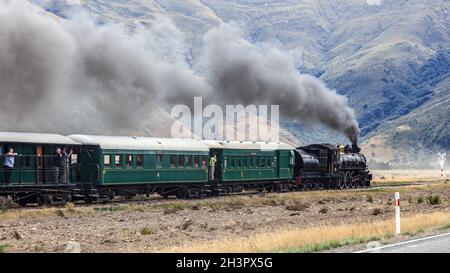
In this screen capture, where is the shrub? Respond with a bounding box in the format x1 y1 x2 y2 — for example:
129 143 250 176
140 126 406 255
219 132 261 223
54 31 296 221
0 197 19 211
55 209 65 217
140 226 154 235
65 202 76 213
286 202 310 211
428 195 441 205
371 208 382 216
319 207 328 214
0 244 8 253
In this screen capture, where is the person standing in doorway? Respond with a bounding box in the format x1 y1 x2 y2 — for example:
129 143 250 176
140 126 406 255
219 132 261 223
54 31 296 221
53 148 64 183
3 148 18 185
209 154 217 181
62 148 73 183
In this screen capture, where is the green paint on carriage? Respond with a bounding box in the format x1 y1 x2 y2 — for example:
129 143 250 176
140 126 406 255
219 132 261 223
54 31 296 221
0 132 80 185
203 141 294 184
68 135 210 186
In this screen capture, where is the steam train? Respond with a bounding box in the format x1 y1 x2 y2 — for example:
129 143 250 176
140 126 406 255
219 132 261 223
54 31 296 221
0 132 371 206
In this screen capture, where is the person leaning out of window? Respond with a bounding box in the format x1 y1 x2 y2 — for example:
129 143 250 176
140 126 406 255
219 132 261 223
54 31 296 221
3 148 18 185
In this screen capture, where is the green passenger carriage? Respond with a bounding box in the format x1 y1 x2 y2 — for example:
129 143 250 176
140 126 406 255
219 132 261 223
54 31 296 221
203 140 295 191
0 132 80 205
0 132 80 186
67 135 211 200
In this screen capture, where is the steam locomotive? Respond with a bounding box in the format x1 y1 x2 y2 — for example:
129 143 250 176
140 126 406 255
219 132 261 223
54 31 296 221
0 132 371 206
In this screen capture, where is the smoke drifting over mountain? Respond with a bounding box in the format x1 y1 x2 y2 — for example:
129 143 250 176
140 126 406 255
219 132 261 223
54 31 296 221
0 0 359 142
202 24 359 143
0 0 207 132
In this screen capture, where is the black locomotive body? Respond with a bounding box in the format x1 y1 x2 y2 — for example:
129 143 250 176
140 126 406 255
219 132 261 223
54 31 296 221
294 143 371 189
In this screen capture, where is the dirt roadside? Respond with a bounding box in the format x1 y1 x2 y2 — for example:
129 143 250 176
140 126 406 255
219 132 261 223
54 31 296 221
0 182 449 253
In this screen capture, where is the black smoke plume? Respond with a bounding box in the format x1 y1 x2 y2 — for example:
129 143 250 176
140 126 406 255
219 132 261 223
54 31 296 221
0 1 359 143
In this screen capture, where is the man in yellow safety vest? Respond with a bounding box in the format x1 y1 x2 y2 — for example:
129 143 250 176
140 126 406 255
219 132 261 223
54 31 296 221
209 155 217 181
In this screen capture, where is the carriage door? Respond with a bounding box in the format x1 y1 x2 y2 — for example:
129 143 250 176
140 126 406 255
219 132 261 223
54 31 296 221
36 145 44 183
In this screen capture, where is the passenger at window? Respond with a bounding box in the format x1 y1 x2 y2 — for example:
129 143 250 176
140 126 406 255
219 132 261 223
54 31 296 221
3 148 17 185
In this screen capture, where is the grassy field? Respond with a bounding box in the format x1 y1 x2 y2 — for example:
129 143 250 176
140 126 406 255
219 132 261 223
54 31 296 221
0 171 448 253
371 169 450 184
164 212 450 253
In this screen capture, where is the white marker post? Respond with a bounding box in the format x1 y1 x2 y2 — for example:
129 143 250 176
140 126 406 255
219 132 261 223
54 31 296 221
395 192 401 236
438 153 446 180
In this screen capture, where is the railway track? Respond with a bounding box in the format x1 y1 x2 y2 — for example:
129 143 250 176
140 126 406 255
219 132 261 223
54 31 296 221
2 180 441 210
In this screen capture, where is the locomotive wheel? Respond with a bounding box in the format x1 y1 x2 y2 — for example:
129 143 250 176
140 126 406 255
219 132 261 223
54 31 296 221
357 176 363 188
338 177 345 190
344 172 351 189
350 171 356 189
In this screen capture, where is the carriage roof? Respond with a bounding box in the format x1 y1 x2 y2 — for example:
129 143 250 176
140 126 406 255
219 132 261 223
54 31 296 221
202 140 294 151
0 132 80 145
67 134 210 152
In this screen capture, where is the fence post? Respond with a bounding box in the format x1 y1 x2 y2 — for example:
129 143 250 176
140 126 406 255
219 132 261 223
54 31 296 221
395 192 401 236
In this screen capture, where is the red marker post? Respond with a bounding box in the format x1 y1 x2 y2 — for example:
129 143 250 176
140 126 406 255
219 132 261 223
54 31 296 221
395 192 401 235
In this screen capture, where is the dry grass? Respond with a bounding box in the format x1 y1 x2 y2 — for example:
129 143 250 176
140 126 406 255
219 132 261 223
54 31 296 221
0 203 91 221
0 244 8 253
371 169 449 184
0 182 448 222
163 211 450 253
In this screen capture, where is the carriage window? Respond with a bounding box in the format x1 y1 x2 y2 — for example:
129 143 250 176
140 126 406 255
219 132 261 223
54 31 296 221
115 155 121 167
136 155 144 168
249 157 254 168
236 157 241 168
71 154 78 164
267 157 271 168
170 155 177 168
178 155 185 168
104 155 111 167
156 154 163 168
194 156 200 168
201 156 207 169
243 157 247 168
23 155 33 169
187 156 193 168
261 157 265 167
126 154 133 168
273 156 277 168
230 157 235 168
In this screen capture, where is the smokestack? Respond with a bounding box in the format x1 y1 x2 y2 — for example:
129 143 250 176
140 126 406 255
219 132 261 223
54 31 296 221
352 143 360 153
